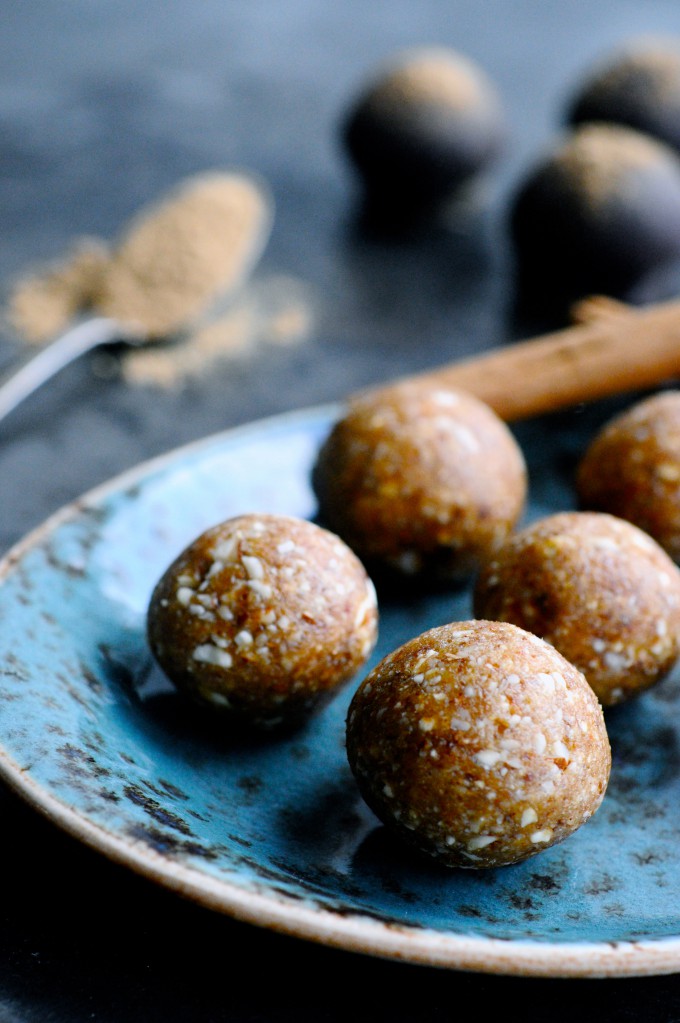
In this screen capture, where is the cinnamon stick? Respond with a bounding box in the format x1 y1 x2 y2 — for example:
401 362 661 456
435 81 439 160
371 297 680 421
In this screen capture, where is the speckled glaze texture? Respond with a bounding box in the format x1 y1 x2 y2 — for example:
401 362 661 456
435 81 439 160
3 405 680 977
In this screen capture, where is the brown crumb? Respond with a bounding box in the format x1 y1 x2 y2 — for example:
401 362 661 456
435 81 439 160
0 171 318 390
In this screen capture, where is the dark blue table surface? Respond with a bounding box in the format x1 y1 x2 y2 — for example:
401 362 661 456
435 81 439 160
3 3 680 1019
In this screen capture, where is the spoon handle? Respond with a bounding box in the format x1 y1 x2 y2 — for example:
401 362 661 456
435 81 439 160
0 317 129 424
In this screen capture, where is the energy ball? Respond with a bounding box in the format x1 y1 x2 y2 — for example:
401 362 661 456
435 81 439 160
346 619 610 869
567 39 680 154
509 123 680 305
147 513 378 730
576 390 680 561
342 47 505 218
311 381 527 584
474 510 680 706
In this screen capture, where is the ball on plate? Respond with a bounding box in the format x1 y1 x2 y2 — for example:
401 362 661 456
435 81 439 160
509 122 680 304
576 391 680 563
311 381 527 584
346 619 610 869
473 510 680 706
147 513 378 730
342 47 506 218
567 38 680 154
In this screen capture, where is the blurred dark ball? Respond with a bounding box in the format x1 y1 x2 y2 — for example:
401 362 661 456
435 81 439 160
341 47 506 223
509 122 680 311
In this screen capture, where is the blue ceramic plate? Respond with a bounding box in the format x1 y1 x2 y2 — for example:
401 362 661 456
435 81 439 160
2 403 680 978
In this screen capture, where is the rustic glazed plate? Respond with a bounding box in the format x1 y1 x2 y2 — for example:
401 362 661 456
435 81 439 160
2 403 680 978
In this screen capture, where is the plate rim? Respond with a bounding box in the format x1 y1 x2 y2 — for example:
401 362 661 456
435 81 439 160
2 401 680 979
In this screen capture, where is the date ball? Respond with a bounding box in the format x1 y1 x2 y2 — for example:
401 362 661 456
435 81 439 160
474 510 680 706
342 47 505 216
311 382 527 584
576 390 680 562
509 123 680 304
346 619 610 869
568 39 680 154
147 513 378 730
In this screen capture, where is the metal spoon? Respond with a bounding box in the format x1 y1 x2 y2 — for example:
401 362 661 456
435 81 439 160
0 316 141 422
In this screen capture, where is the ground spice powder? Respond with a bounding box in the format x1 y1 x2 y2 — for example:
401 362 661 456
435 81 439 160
93 171 274 338
2 169 313 386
